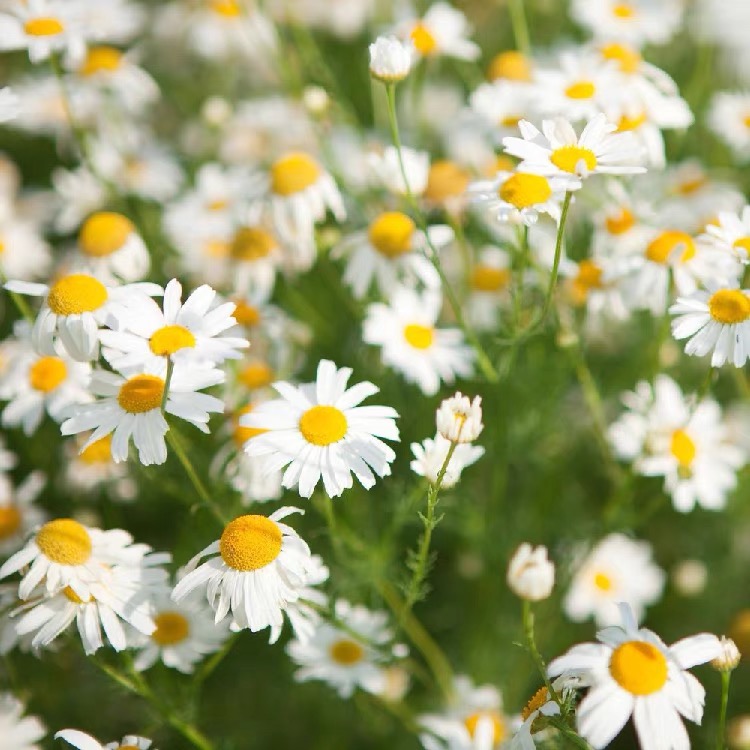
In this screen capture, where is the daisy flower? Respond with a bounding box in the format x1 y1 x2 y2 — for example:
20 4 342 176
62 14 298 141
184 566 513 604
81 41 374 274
487 50 534 83
564 533 665 626
4 274 161 362
363 288 474 396
369 36 414 83
465 247 512 332
397 2 480 62
60 363 225 466
56 730 153 750
558 253 633 322
410 434 484 489
242 359 400 498
470 80 535 141
171 507 314 635
64 434 136 501
0 693 45 750
571 0 683 46
707 92 750 161
502 115 647 180
548 603 722 750
226 217 285 297
0 472 45 556
286 599 392 698
699 206 750 265
0 211 51 282
333 211 448 299
423 160 472 214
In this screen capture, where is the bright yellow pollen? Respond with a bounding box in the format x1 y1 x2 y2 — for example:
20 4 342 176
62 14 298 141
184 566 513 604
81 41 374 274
47 274 108 316
733 237 750 255
600 43 641 74
425 160 471 203
210 0 241 16
0 239 5 254
610 640 668 695
233 405 267 447
239 363 274 390
152 611 190 645
299 405 347 446
487 50 532 82
232 300 261 327
368 212 416 258
613 3 635 18
617 112 647 131
594 572 613 591
24 17 64 36
230 227 276 261
404 323 434 350
464 711 506 743
78 46 123 76
36 518 92 565
329 639 365 665
78 212 134 257
708 289 750 324
499 173 552 209
0 506 21 541
149 325 197 356
501 115 522 127
207 198 229 211
521 687 549 721
63 586 88 604
471 265 510 292
79 435 113 465
117 375 165 414
270 153 321 196
219 515 282 571
645 231 696 264
550 145 597 174
29 356 67 393
410 23 437 56
565 81 596 100
572 259 604 304
606 207 635 235
670 429 696 468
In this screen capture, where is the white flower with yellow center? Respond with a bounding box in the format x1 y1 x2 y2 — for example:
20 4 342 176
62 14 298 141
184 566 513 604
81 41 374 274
707 92 750 161
503 115 647 180
99 279 248 373
564 534 665 627
397 2 480 61
73 211 150 283
608 375 746 511
410 434 484 489
571 0 683 46
0 693 45 750
548 603 721 750
5 274 161 362
52 165 107 234
242 359 399 498
332 211 448 299
60 363 225 466
368 145 430 197
671 286 750 367
171 507 314 634
470 80 534 140
698 206 750 267
64 433 136 501
558 253 633 321
465 247 512 332
286 599 392 698
0 472 45 556
226 219 283 298
56 730 152 750
363 288 474 396
0 211 51 283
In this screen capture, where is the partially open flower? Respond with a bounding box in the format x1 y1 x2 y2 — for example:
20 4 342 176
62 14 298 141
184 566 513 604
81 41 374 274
369 36 413 84
436 392 483 443
507 544 555 601
712 636 741 672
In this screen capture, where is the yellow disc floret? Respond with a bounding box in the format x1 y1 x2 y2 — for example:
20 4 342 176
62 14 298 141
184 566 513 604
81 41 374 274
79 47 124 76
424 161 471 203
149 325 197 356
29 356 67 393
117 375 165 414
239 362 274 390
24 17 64 36
670 429 696 468
499 173 552 209
0 505 21 541
487 50 532 82
404 324 434 350
410 23 437 56
368 212 416 258
232 405 267 447
464 711 506 743
565 81 596 100
709 289 750 324
606 207 635 235
645 231 696 264
270 153 321 196
47 274 108 316
550 146 597 174
210 0 241 16
609 640 668 695
299 405 348 446
79 435 113 465
219 514 283 571
230 227 276 261
329 638 365 665
232 300 261 327
521 687 549 722
599 43 641 74
78 212 134 257
152 611 190 645
471 266 510 292
594 572 613 591
36 518 92 565
613 3 635 18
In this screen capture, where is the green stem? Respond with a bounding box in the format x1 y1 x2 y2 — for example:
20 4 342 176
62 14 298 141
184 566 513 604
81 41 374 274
161 357 174 412
2 284 34 323
540 192 572 323
522 600 559 705
508 0 531 57
513 224 530 327
717 670 731 750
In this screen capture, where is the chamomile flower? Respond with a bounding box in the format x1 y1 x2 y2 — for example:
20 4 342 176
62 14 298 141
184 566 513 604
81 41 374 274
502 115 647 180
571 0 683 46
60 364 225 466
465 247 512 332
171 507 314 635
699 206 750 265
56 730 153 750
470 80 535 141
0 693 45 750
4 274 161 362
363 288 474 396
548 603 722 750
564 534 665 626
0 472 45 556
332 211 448 298
242 359 400 498
0 211 51 282
226 217 284 297
369 36 414 83
410 434 484 489
64 434 136 501
286 599 392 698
273 553 329 645
708 92 750 160
398 2 480 62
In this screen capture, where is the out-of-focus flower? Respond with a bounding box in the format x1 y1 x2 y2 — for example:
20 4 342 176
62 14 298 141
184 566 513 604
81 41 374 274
507 544 555 602
369 36 414 84
436 392 483 443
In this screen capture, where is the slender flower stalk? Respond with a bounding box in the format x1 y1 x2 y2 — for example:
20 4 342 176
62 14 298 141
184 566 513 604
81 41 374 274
508 0 531 57
522 600 560 705
717 670 731 750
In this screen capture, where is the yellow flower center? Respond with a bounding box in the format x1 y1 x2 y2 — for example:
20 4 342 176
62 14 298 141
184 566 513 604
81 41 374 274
78 46 123 76
63 586 89 604
521 687 549 722
47 274 108 316
79 435 113 465
565 80 596 100
410 23 437 56
204 239 230 258
501 115 522 127
499 172 552 209
210 0 241 16
29 356 67 393
270 153 321 196
230 226 276 261
708 289 750 324
471 265 510 292
617 112 647 131
670 429 696 468
329 638 365 665
368 212 416 258
239 363 274 390
487 50 532 82
676 176 707 196
733 237 750 255
645 231 696 264
117 375 165 414
299 405 348 446
605 207 635 235
0 239 5 254
78 212 134 257
550 145 597 174
609 640 668 695
403 323 434 350
425 160 470 203
487 155 517 177
594 571 613 591
232 405 267 447
36 518 92 565
149 325 197 357
0 505 22 541
232 300 261 327
464 711 506 744
572 259 604 304
152 611 190 645
613 3 635 18
24 17 64 36
219 514 283 571
600 43 641 74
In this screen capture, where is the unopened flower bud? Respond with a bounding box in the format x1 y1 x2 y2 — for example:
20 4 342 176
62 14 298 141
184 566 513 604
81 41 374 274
712 636 741 672
436 392 483 443
369 36 414 84
507 544 555 602
303 86 329 116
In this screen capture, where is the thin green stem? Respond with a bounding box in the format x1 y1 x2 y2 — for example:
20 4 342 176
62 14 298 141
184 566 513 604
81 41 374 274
513 224 530 327
161 357 175 412
3 286 34 323
540 192 572 323
717 670 731 750
522 600 560 705
508 0 531 57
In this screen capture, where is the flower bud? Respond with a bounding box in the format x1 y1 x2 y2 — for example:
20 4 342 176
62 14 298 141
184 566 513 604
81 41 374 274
303 86 329 116
712 636 741 672
436 392 483 443
369 36 414 84
507 544 555 602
